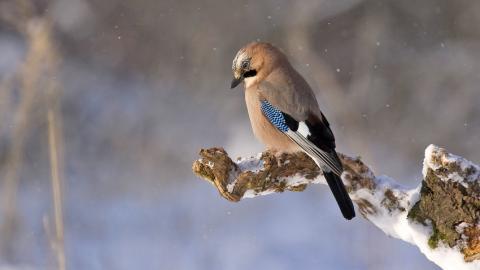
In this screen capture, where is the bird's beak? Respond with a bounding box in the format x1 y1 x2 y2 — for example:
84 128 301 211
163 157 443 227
230 75 243 89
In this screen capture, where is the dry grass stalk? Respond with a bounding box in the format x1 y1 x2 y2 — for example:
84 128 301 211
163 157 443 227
0 2 67 268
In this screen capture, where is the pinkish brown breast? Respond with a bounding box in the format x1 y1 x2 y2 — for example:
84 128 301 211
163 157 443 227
244 86 300 153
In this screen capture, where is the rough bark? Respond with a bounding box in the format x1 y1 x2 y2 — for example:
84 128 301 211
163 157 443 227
192 145 480 270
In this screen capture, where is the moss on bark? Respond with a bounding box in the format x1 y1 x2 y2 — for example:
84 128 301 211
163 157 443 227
407 147 480 261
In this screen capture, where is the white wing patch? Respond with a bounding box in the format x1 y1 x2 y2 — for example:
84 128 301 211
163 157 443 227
297 121 311 137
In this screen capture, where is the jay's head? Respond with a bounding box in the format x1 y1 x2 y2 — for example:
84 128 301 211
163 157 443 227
231 42 286 89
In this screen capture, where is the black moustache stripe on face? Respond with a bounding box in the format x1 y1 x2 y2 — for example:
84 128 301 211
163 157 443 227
244 70 257 78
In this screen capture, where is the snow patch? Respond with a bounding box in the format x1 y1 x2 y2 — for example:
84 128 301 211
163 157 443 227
352 173 480 270
456 222 470 234
423 144 480 188
351 144 480 270
236 153 264 173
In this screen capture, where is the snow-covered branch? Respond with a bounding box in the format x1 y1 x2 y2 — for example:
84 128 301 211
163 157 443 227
192 145 480 270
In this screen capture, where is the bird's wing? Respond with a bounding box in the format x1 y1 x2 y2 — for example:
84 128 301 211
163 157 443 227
259 99 343 176
257 71 354 219
257 68 320 121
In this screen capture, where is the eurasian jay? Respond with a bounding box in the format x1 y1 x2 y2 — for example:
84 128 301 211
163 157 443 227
230 42 355 220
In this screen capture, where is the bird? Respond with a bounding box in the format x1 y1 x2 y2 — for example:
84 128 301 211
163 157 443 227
230 42 355 220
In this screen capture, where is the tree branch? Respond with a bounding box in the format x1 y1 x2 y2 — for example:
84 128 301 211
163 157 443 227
192 145 480 270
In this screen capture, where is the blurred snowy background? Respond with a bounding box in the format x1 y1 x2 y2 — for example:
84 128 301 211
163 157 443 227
1 0 479 269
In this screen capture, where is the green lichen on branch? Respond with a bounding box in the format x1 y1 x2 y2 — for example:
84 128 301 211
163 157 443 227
427 225 448 249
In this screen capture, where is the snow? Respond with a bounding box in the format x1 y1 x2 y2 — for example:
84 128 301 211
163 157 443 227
236 153 264 173
423 144 480 188
456 222 470 234
227 154 264 192
356 145 480 270
365 184 479 270
285 173 326 185
232 145 480 270
242 189 276 198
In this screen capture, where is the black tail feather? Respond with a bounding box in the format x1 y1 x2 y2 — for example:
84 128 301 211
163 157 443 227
323 171 355 220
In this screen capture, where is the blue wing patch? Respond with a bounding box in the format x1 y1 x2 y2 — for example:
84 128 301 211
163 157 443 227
260 100 289 132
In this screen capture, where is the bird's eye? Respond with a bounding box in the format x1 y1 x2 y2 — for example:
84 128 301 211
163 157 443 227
241 61 249 69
